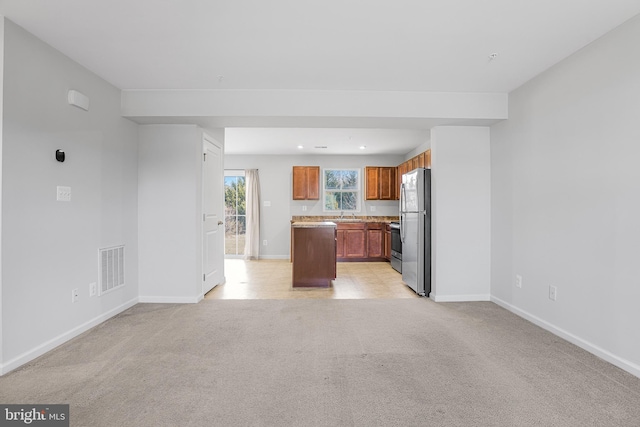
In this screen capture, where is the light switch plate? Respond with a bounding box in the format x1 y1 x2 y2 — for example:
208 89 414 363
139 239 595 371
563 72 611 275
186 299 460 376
57 186 71 202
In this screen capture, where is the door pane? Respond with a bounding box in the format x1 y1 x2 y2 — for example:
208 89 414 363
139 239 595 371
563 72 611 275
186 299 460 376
224 173 246 256
237 215 246 254
225 216 238 255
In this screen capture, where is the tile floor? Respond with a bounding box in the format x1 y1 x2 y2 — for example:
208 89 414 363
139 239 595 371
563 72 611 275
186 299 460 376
205 259 419 299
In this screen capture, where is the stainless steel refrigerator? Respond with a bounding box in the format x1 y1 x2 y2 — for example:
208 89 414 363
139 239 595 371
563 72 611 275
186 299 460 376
400 168 431 296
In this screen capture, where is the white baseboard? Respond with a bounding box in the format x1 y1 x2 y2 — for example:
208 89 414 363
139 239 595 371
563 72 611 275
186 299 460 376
430 293 491 302
1 297 139 376
138 295 201 304
256 255 289 260
491 295 640 379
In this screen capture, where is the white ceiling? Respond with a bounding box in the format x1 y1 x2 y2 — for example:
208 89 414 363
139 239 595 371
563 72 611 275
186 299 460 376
2 0 640 155
224 128 429 156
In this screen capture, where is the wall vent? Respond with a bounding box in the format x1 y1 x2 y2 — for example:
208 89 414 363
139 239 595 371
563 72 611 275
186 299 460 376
99 245 125 295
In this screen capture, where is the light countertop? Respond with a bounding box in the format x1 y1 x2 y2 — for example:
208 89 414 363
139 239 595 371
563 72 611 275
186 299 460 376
291 221 337 228
291 216 398 224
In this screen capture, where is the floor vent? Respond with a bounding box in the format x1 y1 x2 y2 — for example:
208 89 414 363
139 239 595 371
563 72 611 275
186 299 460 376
99 245 125 295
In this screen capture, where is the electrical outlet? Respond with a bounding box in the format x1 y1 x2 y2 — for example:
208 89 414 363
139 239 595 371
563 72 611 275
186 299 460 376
370 205 376 212
549 285 557 301
71 288 79 303
89 282 97 297
515 275 522 288
57 186 71 202
263 240 268 246
302 206 307 212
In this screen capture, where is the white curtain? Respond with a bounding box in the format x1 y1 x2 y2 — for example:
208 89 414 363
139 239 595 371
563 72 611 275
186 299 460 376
244 169 261 260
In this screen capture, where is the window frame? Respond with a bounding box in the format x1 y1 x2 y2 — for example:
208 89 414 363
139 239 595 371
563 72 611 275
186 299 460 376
322 168 362 213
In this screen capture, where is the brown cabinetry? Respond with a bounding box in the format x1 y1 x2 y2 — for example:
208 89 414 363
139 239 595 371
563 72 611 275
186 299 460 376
380 167 396 200
366 223 384 259
364 167 380 200
292 166 320 200
396 149 431 195
365 167 397 200
336 222 386 261
291 224 336 287
336 223 367 259
418 152 426 168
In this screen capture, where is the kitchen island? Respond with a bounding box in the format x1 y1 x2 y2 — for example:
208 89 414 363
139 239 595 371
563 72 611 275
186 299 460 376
291 222 337 288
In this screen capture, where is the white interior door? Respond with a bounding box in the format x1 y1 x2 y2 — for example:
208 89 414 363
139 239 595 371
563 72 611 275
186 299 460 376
203 136 224 294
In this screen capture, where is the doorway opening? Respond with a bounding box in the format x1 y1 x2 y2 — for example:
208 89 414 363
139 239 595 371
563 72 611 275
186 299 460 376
224 170 246 257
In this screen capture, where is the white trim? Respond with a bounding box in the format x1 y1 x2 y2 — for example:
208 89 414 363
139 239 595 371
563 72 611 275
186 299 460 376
138 296 201 304
0 297 139 376
225 255 289 260
430 293 491 302
491 296 640 379
256 255 290 260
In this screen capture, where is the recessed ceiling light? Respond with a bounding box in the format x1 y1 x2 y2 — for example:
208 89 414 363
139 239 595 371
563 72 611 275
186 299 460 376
297 145 304 149
359 145 366 150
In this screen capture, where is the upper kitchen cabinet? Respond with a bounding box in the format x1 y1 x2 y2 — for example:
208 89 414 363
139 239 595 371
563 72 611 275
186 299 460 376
396 149 430 195
292 166 320 200
417 149 431 168
365 167 397 200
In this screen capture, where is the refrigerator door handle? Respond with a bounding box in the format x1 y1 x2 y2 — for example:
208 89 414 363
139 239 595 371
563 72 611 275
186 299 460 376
400 183 406 243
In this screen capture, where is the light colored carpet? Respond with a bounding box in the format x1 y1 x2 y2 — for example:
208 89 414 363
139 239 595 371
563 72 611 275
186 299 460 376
1 299 639 426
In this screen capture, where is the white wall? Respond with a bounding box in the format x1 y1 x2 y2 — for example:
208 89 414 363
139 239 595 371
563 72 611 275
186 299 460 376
224 154 404 258
491 14 640 377
404 141 431 161
138 125 213 303
1 19 139 373
431 126 491 302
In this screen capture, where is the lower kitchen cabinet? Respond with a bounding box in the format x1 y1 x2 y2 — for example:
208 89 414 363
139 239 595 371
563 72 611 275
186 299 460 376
336 222 386 262
366 223 384 259
336 223 367 260
291 223 337 287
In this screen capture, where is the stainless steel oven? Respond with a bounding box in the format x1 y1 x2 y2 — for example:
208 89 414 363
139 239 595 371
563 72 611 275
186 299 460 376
389 222 402 273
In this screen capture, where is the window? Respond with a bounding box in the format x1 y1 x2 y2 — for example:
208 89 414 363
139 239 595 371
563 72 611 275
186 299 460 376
224 171 245 256
323 169 361 212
